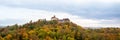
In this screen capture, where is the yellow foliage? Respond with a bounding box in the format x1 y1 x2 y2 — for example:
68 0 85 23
22 33 28 38
6 34 12 40
85 38 89 40
44 36 53 40
30 39 33 40
28 30 35 35
69 38 75 40
43 26 50 32
0 36 5 40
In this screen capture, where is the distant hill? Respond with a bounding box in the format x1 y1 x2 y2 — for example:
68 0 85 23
0 17 120 40
0 19 84 40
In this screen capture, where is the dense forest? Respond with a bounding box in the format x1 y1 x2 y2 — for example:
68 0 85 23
0 19 120 40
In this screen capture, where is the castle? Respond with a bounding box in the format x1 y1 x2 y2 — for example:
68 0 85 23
51 15 70 22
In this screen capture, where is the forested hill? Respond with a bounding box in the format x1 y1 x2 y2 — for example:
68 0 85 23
0 19 120 40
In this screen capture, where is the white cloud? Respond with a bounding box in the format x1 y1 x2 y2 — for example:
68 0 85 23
0 5 120 27
1 0 120 5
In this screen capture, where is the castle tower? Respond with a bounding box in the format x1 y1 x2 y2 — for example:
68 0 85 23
51 15 59 20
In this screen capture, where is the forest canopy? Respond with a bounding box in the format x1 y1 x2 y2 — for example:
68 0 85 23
0 19 120 40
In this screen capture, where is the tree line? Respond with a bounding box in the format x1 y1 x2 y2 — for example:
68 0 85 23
0 19 120 40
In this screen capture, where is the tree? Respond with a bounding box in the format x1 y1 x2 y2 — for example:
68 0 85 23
5 34 12 40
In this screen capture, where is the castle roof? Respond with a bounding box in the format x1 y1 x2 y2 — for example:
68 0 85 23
51 15 56 18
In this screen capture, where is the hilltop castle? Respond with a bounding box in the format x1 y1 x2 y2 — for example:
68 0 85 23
51 15 70 22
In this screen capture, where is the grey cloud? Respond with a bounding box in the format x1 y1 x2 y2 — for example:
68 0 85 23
0 0 120 20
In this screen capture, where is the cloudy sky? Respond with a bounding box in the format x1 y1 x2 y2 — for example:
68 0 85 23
0 0 120 27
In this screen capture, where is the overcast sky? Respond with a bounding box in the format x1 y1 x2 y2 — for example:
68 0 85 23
0 0 120 27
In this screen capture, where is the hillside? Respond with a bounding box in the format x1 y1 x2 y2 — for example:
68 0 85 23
0 19 120 40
